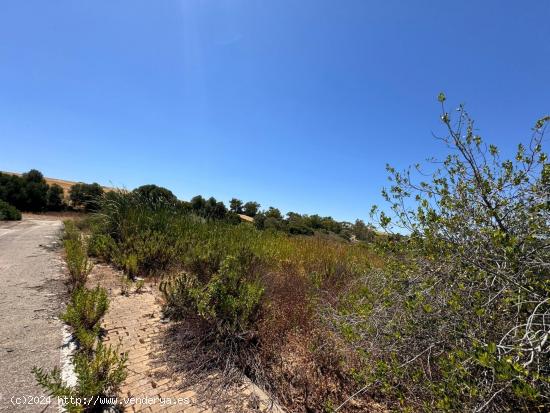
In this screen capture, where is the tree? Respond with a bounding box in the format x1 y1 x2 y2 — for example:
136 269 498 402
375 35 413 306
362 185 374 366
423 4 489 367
21 169 48 211
204 197 227 220
133 184 177 204
70 183 104 212
320 216 342 234
23 169 45 183
307 214 323 229
189 195 227 220
190 195 206 212
0 172 25 209
242 201 260 217
352 219 375 242
229 198 243 214
46 184 65 211
264 207 282 220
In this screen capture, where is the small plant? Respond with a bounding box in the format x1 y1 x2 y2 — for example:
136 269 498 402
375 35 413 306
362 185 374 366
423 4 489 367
63 220 81 241
123 254 138 278
160 271 199 319
119 276 131 296
0 199 22 220
64 235 93 291
60 286 109 351
72 343 128 400
134 279 145 294
33 343 127 412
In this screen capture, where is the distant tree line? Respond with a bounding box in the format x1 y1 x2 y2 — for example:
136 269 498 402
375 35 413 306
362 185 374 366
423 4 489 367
0 169 105 217
226 196 377 241
0 170 65 212
0 170 377 242
254 207 376 241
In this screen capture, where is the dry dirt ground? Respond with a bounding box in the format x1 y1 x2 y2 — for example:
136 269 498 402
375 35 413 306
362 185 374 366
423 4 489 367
0 216 66 412
88 264 283 413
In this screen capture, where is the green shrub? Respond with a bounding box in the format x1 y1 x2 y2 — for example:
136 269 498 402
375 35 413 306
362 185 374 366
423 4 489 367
64 223 93 290
0 199 21 220
119 276 132 296
73 343 127 399
162 250 265 337
60 286 108 352
33 343 127 412
351 102 550 411
61 286 108 332
123 254 138 277
87 233 116 261
197 252 265 335
129 230 175 275
160 272 200 319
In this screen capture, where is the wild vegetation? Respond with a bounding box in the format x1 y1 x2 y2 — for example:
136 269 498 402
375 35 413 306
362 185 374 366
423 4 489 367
71 98 549 412
34 222 127 412
79 188 379 410
64 221 94 291
18 97 549 411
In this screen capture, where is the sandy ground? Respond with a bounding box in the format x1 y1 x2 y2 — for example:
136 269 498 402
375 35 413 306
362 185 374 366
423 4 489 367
0 217 66 412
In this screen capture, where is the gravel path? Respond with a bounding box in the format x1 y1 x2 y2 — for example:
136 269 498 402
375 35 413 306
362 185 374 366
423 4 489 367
0 217 65 412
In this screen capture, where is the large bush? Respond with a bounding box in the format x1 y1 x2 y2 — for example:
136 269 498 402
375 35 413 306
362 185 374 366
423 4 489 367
0 199 21 220
342 98 550 411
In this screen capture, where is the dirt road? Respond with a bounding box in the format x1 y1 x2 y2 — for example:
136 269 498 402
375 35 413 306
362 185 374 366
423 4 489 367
0 217 65 412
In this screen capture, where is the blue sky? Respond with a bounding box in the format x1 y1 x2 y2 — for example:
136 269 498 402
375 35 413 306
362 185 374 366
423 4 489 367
1 1 549 222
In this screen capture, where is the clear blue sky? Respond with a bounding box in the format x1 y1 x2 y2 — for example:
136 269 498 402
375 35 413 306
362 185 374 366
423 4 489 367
1 1 549 222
